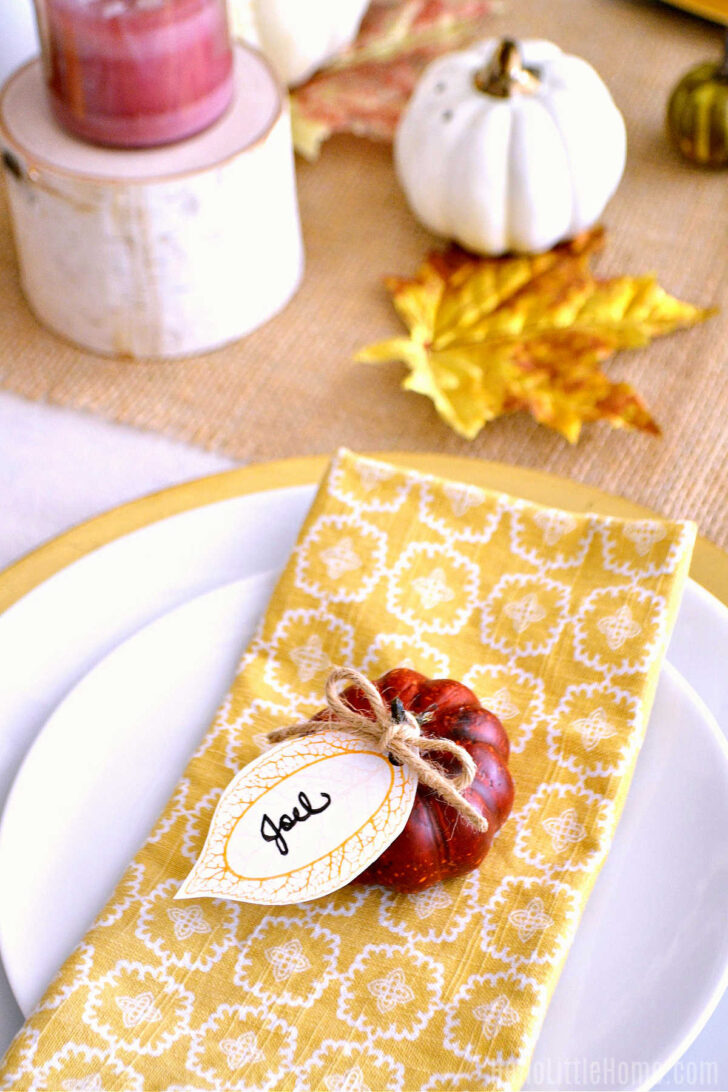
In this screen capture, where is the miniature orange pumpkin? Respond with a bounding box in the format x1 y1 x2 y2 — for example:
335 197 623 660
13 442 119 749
316 667 515 892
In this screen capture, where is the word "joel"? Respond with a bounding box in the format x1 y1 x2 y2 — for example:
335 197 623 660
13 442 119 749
260 790 332 856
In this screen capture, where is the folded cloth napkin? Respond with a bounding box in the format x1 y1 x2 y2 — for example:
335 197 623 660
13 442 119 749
0 449 696 1091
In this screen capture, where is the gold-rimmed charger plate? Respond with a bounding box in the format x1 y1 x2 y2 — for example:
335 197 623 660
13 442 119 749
1 453 726 612
662 0 728 23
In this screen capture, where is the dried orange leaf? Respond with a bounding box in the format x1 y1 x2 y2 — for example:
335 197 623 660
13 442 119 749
356 230 715 441
291 0 497 159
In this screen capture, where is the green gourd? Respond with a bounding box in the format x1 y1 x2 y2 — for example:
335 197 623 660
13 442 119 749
667 31 728 167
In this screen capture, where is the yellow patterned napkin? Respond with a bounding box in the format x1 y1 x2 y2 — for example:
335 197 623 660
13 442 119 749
1 450 696 1092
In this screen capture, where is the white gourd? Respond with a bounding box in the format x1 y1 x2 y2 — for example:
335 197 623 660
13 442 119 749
232 0 370 87
395 38 627 255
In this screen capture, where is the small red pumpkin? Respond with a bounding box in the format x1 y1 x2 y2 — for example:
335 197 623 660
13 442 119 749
316 667 515 893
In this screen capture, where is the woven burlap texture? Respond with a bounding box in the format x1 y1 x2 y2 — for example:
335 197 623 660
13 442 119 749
0 0 726 545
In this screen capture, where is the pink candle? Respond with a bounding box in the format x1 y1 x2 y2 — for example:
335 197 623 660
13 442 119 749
36 0 233 147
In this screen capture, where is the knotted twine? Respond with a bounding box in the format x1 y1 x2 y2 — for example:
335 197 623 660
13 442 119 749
267 666 488 832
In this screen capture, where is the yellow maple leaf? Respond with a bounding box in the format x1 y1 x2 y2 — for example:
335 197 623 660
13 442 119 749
356 229 715 442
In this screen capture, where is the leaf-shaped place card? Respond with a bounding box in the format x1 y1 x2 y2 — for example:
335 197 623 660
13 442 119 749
176 730 418 905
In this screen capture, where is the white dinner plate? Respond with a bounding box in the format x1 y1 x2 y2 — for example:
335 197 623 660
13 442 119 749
0 475 727 1090
1 572 728 1092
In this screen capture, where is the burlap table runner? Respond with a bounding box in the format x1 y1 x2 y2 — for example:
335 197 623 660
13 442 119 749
0 0 726 546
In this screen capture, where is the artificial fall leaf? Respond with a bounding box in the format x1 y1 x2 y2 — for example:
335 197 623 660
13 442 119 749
291 0 497 159
356 229 715 442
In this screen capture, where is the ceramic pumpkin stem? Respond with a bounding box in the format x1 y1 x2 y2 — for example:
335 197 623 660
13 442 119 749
474 38 541 97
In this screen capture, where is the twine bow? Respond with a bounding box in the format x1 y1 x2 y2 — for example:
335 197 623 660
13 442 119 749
267 667 488 833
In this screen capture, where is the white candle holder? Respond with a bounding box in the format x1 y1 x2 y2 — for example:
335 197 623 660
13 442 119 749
0 42 304 359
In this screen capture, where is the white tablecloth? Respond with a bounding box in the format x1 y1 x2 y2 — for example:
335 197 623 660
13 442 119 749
0 391 724 1090
0 391 236 1059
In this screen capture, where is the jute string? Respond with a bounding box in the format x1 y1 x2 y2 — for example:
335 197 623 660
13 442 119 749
267 667 489 832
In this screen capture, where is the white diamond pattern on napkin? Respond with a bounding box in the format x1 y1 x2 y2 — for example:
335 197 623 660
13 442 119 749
473 995 520 1038
504 594 547 634
407 885 452 920
597 604 641 651
508 898 554 943
289 635 331 682
624 522 666 556
443 484 484 518
220 1032 264 1070
167 906 211 941
115 991 161 1029
265 939 311 983
367 968 415 1014
572 708 616 752
542 809 587 853
357 463 393 492
483 687 519 720
534 510 578 546
319 538 362 580
412 568 455 610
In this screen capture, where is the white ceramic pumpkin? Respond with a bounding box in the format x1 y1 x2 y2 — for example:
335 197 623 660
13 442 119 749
395 38 627 255
232 0 370 87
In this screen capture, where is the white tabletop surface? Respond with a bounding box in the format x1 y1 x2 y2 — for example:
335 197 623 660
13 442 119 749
0 391 236 569
0 389 724 1090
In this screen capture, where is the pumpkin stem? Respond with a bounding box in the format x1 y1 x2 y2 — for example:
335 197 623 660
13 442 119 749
390 697 406 724
474 38 541 98
388 697 406 765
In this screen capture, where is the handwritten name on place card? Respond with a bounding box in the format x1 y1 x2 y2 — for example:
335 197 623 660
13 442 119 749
176 729 418 905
